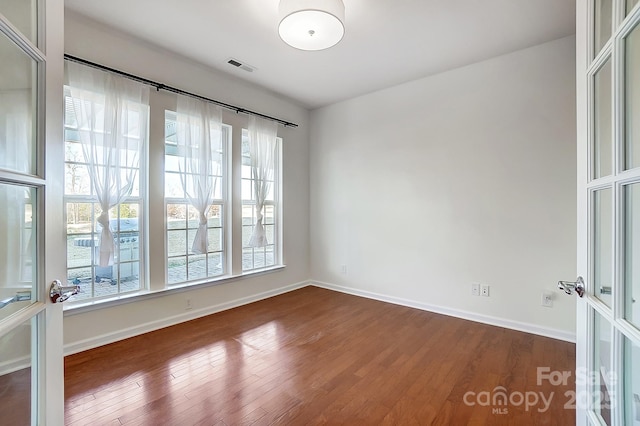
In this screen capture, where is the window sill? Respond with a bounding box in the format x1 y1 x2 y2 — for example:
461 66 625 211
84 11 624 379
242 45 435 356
63 265 286 316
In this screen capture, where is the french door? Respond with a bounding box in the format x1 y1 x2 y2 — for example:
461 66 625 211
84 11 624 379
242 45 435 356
576 0 640 424
0 0 65 424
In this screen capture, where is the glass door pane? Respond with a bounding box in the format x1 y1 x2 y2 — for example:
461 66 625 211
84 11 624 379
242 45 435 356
0 0 37 44
594 188 613 307
594 59 613 179
0 0 64 422
595 0 613 55
0 183 36 322
625 183 640 330
626 22 640 170
0 318 33 426
581 0 640 424
624 336 640 425
0 31 38 175
594 312 613 425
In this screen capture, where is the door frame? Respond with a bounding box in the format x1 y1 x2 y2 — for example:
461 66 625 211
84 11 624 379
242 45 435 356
0 0 65 423
576 0 640 425
43 0 65 422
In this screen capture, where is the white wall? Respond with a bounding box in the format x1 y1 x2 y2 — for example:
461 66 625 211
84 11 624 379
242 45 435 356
63 11 310 353
309 36 577 340
63 10 577 348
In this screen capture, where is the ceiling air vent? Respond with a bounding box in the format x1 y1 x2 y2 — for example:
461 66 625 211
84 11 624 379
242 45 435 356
226 58 256 73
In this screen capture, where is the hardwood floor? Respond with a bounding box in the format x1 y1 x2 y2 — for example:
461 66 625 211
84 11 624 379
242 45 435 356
63 286 576 425
0 367 30 426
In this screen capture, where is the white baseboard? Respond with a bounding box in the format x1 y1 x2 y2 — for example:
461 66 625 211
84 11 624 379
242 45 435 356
311 281 576 343
63 279 575 357
0 356 29 376
64 280 310 356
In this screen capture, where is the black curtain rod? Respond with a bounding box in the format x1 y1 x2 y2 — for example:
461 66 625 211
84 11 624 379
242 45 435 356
63 54 298 128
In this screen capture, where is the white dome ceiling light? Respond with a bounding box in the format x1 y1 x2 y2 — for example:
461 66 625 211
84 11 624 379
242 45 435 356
278 0 345 51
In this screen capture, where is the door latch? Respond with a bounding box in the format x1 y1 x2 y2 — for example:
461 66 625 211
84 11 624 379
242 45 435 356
558 276 585 298
49 280 80 303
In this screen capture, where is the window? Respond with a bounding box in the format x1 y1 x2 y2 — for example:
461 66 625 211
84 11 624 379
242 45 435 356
64 63 149 302
63 62 283 305
241 127 281 271
164 111 229 285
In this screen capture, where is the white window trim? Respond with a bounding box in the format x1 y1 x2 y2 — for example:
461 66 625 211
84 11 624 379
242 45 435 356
63 87 148 304
163 117 231 286
240 131 283 272
62 73 286 310
63 264 286 314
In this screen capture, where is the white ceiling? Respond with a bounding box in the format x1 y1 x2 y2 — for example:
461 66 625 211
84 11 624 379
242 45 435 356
64 0 576 110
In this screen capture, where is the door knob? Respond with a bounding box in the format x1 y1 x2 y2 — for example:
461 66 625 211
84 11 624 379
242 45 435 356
50 280 80 303
558 276 585 298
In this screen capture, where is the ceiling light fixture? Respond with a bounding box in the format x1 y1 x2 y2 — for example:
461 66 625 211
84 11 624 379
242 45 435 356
278 0 345 51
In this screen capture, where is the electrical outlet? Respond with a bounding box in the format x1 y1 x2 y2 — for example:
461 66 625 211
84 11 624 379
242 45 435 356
471 283 480 296
481 285 490 297
542 292 553 307
186 298 192 310
340 265 348 275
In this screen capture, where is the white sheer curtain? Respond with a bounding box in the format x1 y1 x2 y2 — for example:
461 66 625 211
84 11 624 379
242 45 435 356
175 95 223 254
247 116 278 247
0 90 32 174
66 62 149 267
0 90 32 285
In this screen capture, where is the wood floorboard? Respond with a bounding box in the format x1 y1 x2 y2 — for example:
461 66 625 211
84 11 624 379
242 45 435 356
0 367 31 426
59 286 577 425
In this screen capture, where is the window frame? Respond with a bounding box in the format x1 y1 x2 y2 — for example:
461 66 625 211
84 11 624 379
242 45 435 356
62 69 285 308
63 89 148 303
163 111 231 286
240 128 282 273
